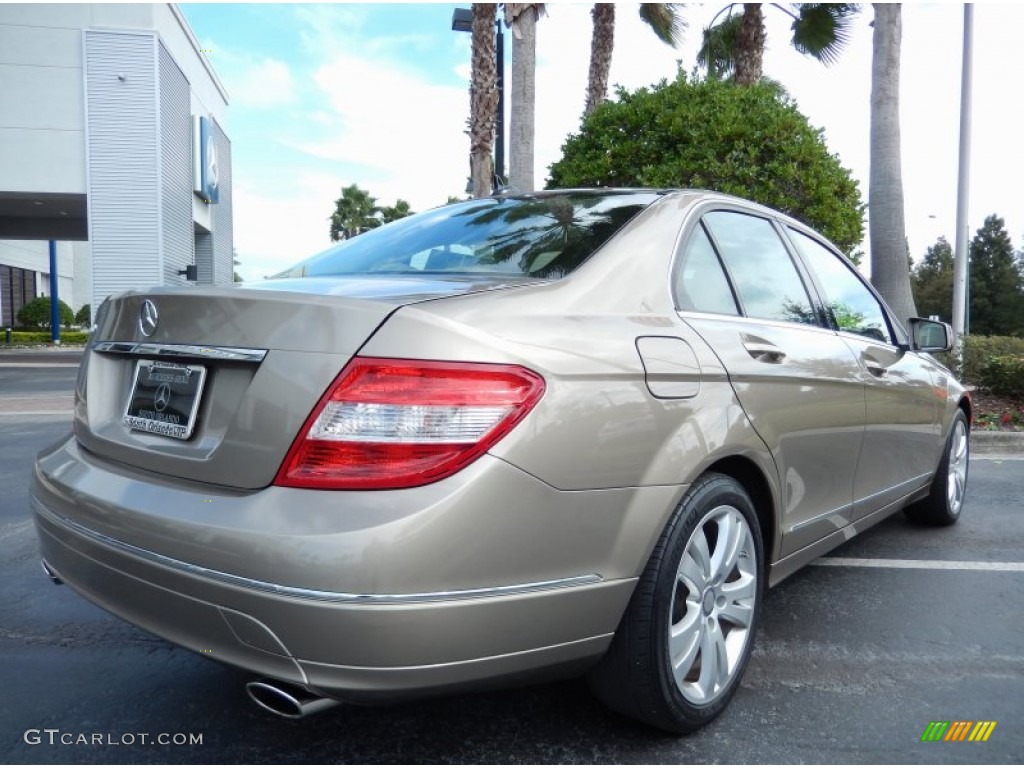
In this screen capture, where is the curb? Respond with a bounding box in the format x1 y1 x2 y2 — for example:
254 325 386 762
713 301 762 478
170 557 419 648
970 430 1024 454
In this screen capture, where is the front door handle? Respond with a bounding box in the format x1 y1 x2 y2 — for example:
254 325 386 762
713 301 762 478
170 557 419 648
862 354 888 377
742 337 787 363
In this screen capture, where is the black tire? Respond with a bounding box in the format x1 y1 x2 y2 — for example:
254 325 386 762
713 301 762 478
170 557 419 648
588 473 764 734
905 409 970 526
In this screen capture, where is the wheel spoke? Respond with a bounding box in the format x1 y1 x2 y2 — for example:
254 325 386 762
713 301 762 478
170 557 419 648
669 609 701 679
710 511 743 583
689 527 712 581
719 574 755 628
697 619 729 696
954 425 968 462
678 551 707 593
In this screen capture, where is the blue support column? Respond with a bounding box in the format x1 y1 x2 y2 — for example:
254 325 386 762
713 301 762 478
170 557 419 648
49 240 60 345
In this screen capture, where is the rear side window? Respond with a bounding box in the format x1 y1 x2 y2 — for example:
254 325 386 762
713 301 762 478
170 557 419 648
788 229 893 344
278 192 662 280
704 212 817 326
675 225 739 315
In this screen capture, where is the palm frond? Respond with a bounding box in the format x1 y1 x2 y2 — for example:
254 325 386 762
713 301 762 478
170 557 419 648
638 3 687 47
697 13 742 79
790 3 860 66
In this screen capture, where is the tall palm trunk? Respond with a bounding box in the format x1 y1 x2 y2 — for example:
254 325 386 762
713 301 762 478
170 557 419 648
584 4 615 117
469 3 498 198
507 3 539 191
733 4 766 85
869 3 917 325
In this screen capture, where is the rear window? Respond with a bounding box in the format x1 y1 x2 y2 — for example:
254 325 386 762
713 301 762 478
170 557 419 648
279 192 662 280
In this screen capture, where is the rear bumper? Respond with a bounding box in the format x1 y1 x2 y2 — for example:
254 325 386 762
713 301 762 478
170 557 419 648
31 436 679 701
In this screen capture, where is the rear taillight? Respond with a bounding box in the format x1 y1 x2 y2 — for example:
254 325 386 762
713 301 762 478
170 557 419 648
274 357 545 489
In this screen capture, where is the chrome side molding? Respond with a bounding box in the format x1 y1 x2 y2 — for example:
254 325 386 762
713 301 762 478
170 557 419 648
33 498 603 604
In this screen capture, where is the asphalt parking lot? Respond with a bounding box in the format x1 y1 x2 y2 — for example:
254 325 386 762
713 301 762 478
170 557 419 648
2 354 1022 764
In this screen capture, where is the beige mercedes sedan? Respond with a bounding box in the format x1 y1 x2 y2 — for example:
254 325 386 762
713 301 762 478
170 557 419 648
32 190 969 733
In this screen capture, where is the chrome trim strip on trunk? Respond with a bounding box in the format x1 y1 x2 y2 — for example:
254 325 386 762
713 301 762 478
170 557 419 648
92 341 267 362
32 498 603 604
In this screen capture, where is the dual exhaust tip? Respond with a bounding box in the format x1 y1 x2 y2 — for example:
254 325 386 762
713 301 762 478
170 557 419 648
245 679 340 719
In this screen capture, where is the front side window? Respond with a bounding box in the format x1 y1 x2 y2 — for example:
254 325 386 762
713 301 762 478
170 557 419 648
277 192 662 281
703 212 817 326
788 229 893 344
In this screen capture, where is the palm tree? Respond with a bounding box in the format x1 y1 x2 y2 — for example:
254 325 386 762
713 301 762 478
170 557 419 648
505 3 545 192
379 199 414 224
869 3 917 324
469 3 499 199
584 4 686 118
698 3 859 85
329 184 380 241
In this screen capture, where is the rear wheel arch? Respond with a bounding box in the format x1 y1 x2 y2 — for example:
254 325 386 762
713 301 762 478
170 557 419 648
703 455 777 562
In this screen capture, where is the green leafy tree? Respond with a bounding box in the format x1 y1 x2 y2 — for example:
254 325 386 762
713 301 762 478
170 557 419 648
549 74 864 254
17 297 74 330
911 236 954 323
74 303 91 326
968 214 1024 337
329 184 381 241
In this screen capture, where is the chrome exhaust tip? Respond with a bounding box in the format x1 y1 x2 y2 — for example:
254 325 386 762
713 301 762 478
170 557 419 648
245 679 340 719
41 559 63 585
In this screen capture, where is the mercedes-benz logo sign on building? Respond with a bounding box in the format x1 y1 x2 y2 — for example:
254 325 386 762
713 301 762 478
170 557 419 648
139 300 159 337
206 136 219 191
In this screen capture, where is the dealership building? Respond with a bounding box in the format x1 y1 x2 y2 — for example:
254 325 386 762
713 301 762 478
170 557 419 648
0 3 232 329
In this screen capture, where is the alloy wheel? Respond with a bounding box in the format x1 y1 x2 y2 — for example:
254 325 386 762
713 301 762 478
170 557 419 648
947 419 969 514
668 504 758 705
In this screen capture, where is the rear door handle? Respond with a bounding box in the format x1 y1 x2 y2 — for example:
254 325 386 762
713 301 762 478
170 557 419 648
742 338 787 363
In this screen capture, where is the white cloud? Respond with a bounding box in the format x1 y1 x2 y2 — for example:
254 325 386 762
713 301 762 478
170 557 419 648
228 57 297 109
232 173 339 281
288 53 470 210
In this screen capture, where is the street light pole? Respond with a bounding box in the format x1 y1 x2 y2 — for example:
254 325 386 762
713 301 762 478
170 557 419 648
494 20 505 186
952 4 973 359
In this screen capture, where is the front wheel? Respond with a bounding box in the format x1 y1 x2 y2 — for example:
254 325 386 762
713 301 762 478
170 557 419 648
588 473 764 733
905 410 970 526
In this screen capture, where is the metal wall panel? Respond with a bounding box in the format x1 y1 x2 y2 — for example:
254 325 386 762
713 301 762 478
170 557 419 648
194 230 213 284
158 41 193 286
84 30 160 309
210 117 233 285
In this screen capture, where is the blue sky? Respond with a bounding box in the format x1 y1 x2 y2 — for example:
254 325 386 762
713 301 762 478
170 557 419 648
180 3 1024 283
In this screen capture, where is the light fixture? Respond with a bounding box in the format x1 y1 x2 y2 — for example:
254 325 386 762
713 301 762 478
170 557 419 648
451 8 472 32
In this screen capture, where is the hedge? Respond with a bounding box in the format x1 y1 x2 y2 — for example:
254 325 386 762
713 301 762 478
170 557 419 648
3 331 90 344
940 335 1024 387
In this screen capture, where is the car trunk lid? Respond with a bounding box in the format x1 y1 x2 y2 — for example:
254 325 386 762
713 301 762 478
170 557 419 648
75 276 531 489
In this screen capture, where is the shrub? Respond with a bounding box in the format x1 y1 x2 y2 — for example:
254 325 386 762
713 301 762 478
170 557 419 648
3 330 89 344
978 356 1024 397
75 303 91 326
940 335 1024 385
16 297 74 330
548 74 864 255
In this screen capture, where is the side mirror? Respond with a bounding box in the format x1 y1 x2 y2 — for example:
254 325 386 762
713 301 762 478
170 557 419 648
908 317 953 353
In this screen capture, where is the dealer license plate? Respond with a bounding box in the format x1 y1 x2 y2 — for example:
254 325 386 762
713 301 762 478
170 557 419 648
122 360 207 440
